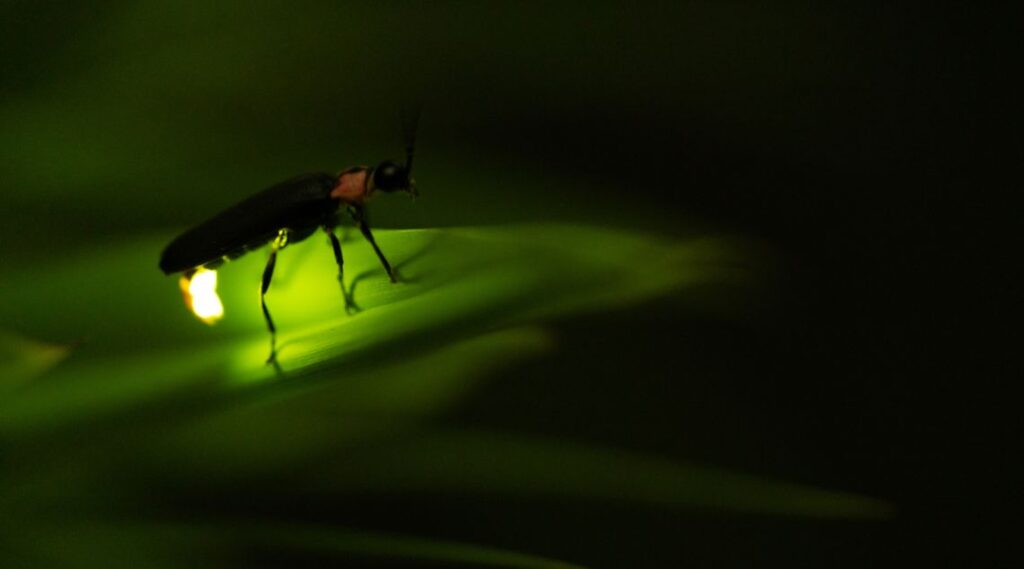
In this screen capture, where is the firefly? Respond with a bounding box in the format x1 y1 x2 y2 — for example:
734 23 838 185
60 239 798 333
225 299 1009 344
159 110 420 363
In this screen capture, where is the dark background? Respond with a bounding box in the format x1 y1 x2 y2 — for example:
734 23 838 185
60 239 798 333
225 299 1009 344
1 2 1010 567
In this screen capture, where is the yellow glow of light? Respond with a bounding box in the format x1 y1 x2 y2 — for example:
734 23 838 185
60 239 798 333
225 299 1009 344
179 268 224 324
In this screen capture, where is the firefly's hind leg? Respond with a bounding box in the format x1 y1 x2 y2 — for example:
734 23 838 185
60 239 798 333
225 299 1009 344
323 225 355 312
261 229 289 363
349 206 397 283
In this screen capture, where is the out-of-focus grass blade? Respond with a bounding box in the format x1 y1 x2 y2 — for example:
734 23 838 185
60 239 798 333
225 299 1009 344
0 330 71 390
310 431 893 519
148 327 553 479
9 522 587 569
255 525 586 569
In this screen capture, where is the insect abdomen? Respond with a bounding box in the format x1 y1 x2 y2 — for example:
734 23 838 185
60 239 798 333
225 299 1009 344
160 173 337 274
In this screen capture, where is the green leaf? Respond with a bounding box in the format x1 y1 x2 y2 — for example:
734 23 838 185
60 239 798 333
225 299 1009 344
0 224 742 435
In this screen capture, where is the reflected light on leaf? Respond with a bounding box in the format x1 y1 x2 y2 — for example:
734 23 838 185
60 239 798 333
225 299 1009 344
179 268 223 324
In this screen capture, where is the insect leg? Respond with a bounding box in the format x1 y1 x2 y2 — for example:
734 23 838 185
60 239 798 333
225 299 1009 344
261 229 289 363
323 225 354 311
349 206 397 283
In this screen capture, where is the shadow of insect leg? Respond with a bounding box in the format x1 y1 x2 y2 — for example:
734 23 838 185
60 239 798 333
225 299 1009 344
324 225 359 314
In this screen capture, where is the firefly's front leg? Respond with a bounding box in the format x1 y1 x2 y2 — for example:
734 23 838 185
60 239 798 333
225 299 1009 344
349 205 397 283
261 228 289 363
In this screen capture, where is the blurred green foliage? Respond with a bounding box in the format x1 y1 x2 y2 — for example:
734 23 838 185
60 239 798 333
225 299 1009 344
0 225 887 566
